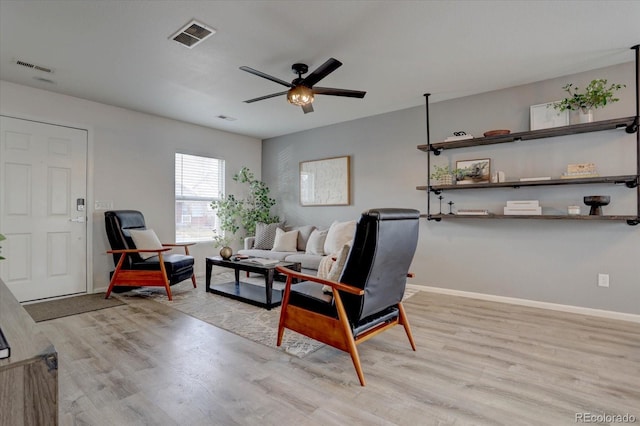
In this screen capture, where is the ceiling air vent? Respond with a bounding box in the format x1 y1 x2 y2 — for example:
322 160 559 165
170 20 216 49
16 59 53 73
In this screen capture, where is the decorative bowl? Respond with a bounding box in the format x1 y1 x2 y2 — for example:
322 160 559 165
583 195 610 216
483 129 510 137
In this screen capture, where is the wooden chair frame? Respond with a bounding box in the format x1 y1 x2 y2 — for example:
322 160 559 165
275 266 416 386
105 243 196 301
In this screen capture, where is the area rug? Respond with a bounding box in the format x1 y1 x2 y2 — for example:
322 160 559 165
116 272 421 358
116 274 323 358
23 293 124 322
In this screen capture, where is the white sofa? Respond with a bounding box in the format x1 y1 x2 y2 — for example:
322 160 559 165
237 221 356 275
239 236 324 273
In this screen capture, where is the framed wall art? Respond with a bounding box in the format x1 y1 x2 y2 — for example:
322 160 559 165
530 102 569 130
300 156 350 206
456 158 491 185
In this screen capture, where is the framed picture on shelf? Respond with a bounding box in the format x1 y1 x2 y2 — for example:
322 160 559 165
530 102 569 130
456 158 491 185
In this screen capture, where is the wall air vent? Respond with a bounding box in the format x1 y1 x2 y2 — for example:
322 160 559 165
170 20 216 49
16 59 53 73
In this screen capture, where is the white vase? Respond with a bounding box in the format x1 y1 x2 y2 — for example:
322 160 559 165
578 109 594 124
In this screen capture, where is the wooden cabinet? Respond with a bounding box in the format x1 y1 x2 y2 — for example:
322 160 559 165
0 279 58 425
418 45 640 226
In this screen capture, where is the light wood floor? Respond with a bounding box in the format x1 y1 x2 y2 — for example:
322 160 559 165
37 289 639 426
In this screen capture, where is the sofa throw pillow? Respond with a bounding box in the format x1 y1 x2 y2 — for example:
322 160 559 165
129 229 163 260
291 225 316 251
323 220 356 255
305 229 328 255
271 228 299 252
254 222 283 250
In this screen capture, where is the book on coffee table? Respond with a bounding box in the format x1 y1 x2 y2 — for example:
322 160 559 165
244 258 279 266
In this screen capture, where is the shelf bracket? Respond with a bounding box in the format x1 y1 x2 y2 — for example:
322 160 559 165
625 178 639 188
432 148 442 156
625 116 639 134
427 215 441 222
626 218 639 226
431 188 442 195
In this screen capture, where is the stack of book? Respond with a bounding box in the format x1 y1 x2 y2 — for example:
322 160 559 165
457 209 489 216
560 162 599 179
444 134 474 142
503 200 542 215
519 176 551 181
245 257 279 266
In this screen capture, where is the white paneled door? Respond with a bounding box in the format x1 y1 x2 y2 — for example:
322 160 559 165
0 116 88 302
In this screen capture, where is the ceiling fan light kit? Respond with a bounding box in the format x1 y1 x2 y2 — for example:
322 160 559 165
287 85 314 106
240 58 366 113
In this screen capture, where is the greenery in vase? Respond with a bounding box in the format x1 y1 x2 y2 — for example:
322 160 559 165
210 167 279 244
211 229 232 249
0 233 5 260
430 165 458 182
552 79 625 113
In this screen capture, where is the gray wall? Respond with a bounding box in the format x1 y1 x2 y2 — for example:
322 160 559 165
262 61 639 315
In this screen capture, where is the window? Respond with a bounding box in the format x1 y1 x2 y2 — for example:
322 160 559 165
175 153 224 243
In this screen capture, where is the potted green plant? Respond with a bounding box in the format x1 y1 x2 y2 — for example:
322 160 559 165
430 165 457 186
210 167 279 255
552 79 625 123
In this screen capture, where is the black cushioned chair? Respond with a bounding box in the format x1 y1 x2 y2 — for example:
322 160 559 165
275 208 419 386
104 210 196 301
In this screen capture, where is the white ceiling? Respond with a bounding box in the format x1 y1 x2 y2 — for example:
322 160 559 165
1 0 639 140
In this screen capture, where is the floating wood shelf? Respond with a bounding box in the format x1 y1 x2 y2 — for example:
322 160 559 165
416 175 639 192
418 117 636 154
426 214 637 221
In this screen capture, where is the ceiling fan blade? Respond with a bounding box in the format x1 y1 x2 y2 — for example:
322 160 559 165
239 66 293 88
313 87 366 98
302 103 314 114
302 58 342 87
243 91 288 103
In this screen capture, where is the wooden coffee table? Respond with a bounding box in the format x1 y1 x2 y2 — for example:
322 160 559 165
205 256 301 310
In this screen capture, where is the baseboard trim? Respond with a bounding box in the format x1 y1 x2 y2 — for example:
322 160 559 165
409 284 640 323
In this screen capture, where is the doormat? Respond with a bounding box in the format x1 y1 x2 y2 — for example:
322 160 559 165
23 293 124 322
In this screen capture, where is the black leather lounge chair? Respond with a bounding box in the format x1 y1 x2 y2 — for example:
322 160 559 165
275 208 420 386
104 210 196 301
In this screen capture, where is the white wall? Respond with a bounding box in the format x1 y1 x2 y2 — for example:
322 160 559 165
263 61 640 315
0 80 262 291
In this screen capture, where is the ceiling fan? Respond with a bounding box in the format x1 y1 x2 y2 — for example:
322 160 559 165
239 58 366 114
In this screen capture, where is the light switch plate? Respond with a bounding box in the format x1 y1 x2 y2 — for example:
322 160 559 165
95 200 113 210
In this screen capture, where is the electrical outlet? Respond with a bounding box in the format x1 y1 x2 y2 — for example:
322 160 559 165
598 273 610 288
